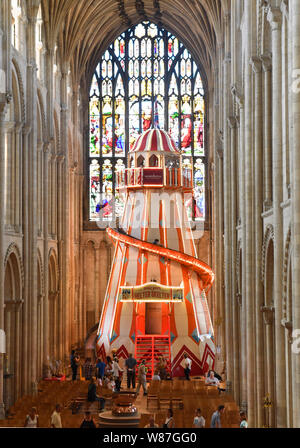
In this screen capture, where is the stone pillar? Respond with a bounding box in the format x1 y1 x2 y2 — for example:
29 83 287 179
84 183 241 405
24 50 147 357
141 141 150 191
244 0 255 426
267 6 287 427
231 85 246 410
251 56 265 428
57 154 65 361
14 300 23 400
261 55 272 210
223 11 234 391
228 116 239 404
0 96 9 419
26 6 39 396
61 67 70 358
4 304 11 411
291 0 300 427
43 142 50 378
21 124 31 395
261 306 275 427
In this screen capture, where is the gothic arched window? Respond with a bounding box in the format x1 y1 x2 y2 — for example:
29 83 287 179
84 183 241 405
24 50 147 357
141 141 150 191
89 21 206 224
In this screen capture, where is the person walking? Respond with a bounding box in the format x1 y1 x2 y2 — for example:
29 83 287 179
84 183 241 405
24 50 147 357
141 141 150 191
51 404 62 428
125 353 137 389
136 360 147 396
183 353 192 380
210 405 225 428
24 407 39 428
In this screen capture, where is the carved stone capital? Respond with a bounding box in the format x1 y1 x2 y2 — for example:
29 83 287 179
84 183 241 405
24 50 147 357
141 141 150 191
281 320 293 343
231 84 244 109
267 7 282 31
228 116 237 129
22 125 32 136
261 54 272 73
261 306 275 325
216 147 223 160
250 56 262 74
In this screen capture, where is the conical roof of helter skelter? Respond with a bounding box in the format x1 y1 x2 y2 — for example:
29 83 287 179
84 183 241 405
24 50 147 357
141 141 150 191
130 128 180 154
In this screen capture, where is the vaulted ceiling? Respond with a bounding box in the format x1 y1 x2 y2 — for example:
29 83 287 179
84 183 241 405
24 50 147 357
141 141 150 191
39 0 226 88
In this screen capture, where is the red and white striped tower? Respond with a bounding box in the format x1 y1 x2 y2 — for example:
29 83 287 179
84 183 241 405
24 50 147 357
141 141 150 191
96 129 215 377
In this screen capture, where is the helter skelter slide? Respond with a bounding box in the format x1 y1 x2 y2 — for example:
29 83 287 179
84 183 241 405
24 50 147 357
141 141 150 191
96 129 215 377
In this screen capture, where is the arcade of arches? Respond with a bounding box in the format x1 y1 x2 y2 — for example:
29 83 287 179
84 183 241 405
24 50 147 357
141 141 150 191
0 0 300 428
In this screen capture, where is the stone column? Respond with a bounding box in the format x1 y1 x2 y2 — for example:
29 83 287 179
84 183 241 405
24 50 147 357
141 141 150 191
60 66 70 358
291 0 300 427
261 55 272 210
21 124 31 395
26 6 39 396
42 142 51 378
231 85 246 410
0 96 9 419
223 11 234 391
228 116 238 401
261 306 275 427
14 300 23 400
267 6 287 427
244 0 255 426
251 56 265 428
4 303 11 411
57 154 65 361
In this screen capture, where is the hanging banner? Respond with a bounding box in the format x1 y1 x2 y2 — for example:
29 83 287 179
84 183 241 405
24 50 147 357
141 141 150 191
119 282 183 303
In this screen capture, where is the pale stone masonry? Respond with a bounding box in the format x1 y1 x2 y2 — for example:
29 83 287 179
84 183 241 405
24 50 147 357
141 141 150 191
0 0 299 428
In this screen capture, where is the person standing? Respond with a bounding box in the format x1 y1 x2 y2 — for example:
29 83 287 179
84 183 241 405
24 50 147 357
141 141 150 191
105 356 113 375
183 353 192 380
193 408 205 428
163 409 175 428
240 412 248 428
70 350 80 381
152 370 161 381
88 377 105 411
112 357 123 392
136 360 147 396
24 407 39 428
80 411 96 428
125 353 137 389
51 404 62 428
83 358 94 381
210 405 225 428
96 358 106 381
144 415 159 428
157 357 167 380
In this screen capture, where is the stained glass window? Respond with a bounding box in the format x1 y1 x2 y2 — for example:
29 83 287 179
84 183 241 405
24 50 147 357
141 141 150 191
89 21 206 223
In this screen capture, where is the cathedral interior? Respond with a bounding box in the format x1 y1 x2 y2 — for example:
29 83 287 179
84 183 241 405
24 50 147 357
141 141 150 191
0 0 299 429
